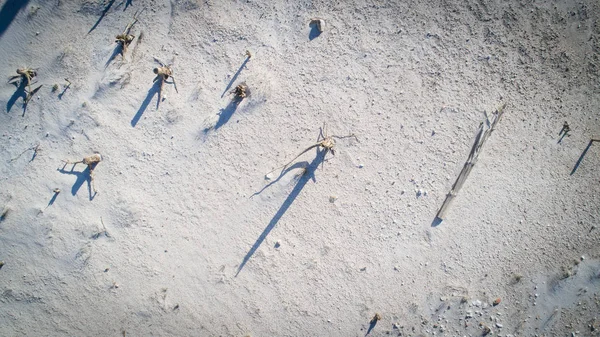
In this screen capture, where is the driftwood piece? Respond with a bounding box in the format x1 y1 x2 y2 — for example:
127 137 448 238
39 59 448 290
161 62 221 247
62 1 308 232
434 103 506 221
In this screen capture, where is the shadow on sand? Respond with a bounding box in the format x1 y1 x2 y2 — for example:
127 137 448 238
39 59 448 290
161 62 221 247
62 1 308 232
236 149 326 276
58 164 97 201
105 43 123 69
308 21 322 40
47 191 59 208
131 80 161 127
221 56 250 98
571 139 599 175
6 81 40 116
365 318 378 336
215 96 243 130
201 96 244 136
250 162 311 198
6 80 27 114
431 217 443 227
122 0 133 11
88 0 116 34
0 0 30 40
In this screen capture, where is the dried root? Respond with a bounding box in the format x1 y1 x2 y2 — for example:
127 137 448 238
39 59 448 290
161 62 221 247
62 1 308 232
8 68 42 104
231 83 248 99
267 123 357 177
62 154 102 193
115 9 144 55
9 144 40 162
153 58 178 99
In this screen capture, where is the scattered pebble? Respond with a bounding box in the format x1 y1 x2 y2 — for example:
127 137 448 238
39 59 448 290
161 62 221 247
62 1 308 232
0 261 4 270
358 163 364 168
493 298 501 306
496 323 503 328
329 195 337 203
274 241 280 248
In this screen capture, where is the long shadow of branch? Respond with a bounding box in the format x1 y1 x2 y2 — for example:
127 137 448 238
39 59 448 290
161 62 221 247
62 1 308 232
6 80 26 113
571 139 599 175
88 0 116 34
131 80 161 127
123 0 133 11
221 56 250 98
0 0 29 40
250 162 311 198
58 164 96 201
215 96 243 130
105 43 123 69
201 96 244 136
236 149 326 276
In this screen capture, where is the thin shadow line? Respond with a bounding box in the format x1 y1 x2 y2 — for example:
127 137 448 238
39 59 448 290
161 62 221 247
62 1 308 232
58 165 96 201
0 0 30 40
123 0 132 11
88 0 116 34
131 80 161 127
431 217 443 227
57 82 71 100
571 139 599 175
47 192 59 208
236 149 325 276
365 319 378 336
557 132 569 144
250 162 310 198
221 56 250 98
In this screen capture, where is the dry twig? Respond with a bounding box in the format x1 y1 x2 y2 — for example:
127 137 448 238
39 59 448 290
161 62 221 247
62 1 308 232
434 103 506 221
9 144 40 162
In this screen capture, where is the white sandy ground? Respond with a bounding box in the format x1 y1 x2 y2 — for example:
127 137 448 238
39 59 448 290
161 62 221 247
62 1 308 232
0 0 599 336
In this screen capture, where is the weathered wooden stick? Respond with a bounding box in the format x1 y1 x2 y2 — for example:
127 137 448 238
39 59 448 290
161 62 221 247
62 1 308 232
435 103 506 221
